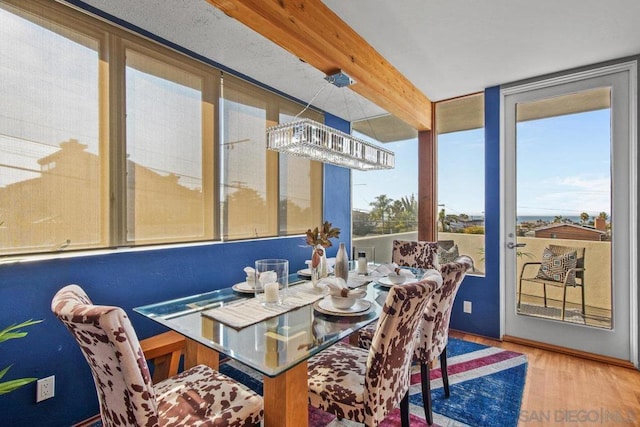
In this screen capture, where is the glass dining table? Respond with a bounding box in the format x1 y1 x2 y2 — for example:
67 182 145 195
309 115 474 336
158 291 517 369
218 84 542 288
134 273 392 427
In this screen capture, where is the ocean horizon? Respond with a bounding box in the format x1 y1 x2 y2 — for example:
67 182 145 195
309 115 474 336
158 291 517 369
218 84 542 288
517 215 583 224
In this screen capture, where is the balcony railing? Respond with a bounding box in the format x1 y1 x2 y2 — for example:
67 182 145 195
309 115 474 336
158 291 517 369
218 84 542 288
353 232 612 328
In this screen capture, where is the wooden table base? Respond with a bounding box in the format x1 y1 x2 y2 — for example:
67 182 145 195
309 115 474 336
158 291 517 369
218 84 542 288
184 338 219 370
263 361 309 427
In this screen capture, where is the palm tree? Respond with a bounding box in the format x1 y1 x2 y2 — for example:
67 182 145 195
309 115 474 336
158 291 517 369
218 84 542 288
390 200 404 218
580 212 590 224
399 194 417 217
439 208 451 232
389 200 404 232
369 194 393 234
399 194 418 231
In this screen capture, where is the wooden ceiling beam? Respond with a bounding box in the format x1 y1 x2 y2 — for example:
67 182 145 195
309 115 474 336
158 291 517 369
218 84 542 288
205 0 432 131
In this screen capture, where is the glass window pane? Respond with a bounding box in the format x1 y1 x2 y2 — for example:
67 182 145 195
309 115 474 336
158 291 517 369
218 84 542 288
515 88 612 328
278 153 323 235
436 94 485 274
0 5 102 255
125 49 207 243
278 109 322 235
221 80 276 239
352 132 418 263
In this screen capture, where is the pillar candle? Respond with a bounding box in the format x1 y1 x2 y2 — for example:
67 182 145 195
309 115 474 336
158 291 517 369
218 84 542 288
264 282 279 303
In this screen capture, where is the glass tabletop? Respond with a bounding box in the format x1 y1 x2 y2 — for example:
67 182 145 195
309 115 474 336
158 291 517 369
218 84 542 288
134 273 391 378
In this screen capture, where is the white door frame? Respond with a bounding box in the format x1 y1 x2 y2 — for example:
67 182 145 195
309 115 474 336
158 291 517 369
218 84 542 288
499 61 638 366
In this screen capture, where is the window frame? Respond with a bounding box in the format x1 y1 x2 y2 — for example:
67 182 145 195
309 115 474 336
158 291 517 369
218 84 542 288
0 0 323 257
116 38 220 245
434 92 486 276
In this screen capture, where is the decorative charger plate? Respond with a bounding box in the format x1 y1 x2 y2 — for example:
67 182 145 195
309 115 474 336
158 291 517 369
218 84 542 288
375 277 418 288
297 268 312 277
231 282 256 294
313 298 373 316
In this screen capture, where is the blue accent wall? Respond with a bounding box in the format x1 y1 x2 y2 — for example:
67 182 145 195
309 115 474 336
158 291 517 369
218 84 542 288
323 113 352 257
448 86 501 338
0 125 352 424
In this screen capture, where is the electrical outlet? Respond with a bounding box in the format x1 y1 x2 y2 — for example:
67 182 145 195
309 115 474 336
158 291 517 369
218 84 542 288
36 375 55 402
463 301 472 314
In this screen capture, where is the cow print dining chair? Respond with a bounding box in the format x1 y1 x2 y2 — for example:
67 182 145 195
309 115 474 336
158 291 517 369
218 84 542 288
51 284 263 427
357 257 473 425
307 277 441 427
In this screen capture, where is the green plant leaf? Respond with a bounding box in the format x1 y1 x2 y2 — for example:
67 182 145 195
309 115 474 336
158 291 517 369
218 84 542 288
0 365 12 380
0 378 37 395
0 319 42 343
0 319 42 396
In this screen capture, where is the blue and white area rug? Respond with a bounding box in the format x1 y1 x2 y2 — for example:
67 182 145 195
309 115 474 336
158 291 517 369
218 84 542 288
219 337 528 427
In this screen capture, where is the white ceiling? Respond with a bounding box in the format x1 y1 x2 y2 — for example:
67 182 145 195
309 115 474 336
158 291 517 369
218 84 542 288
69 0 640 125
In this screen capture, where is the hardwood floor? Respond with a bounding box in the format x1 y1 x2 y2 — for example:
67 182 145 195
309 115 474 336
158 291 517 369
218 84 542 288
450 331 640 426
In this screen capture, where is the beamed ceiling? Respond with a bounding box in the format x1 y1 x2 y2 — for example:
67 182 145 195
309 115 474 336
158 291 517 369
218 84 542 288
69 0 640 138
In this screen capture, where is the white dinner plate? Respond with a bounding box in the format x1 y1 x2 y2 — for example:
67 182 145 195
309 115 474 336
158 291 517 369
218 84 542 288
375 276 418 288
231 282 256 294
314 298 372 316
297 268 312 278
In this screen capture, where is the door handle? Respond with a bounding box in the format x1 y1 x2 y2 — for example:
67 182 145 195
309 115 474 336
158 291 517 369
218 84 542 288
507 242 526 249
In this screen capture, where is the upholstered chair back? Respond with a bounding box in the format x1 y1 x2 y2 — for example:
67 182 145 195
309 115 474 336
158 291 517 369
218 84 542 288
52 285 159 426
363 278 441 425
392 239 440 270
414 256 473 363
53 285 264 427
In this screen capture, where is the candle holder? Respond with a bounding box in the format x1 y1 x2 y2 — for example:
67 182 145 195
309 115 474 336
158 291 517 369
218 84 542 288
254 259 289 307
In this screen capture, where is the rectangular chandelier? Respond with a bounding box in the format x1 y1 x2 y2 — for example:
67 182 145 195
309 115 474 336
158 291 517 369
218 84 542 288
266 118 395 170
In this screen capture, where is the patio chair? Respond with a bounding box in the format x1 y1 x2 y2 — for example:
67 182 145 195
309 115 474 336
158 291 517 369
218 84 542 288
52 284 263 427
438 240 476 272
517 244 586 320
307 277 441 427
392 239 440 269
357 257 473 425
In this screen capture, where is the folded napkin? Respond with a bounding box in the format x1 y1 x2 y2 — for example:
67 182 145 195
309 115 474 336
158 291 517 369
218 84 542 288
258 270 278 285
372 263 416 278
243 267 256 285
317 277 367 299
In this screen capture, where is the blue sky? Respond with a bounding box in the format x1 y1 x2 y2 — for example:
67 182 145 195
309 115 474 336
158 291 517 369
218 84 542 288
516 109 610 217
352 135 420 212
353 108 611 218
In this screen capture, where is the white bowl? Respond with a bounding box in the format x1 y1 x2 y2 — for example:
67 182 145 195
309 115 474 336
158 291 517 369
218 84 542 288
387 273 406 285
329 294 357 309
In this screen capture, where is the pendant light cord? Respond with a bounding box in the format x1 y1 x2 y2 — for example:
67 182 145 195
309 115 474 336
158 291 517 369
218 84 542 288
294 81 333 120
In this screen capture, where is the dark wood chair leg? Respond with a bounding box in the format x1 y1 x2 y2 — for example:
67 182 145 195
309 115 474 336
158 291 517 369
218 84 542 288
400 391 410 427
440 346 450 398
543 283 548 307
420 362 433 425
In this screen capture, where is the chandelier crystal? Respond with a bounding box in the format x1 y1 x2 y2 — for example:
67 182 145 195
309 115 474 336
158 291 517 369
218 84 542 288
266 118 395 171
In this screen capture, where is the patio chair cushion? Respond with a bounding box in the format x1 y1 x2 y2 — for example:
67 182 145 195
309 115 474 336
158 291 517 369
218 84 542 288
536 247 578 285
437 243 459 264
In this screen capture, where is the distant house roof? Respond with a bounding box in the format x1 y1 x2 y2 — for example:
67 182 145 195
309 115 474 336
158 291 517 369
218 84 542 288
533 223 606 241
